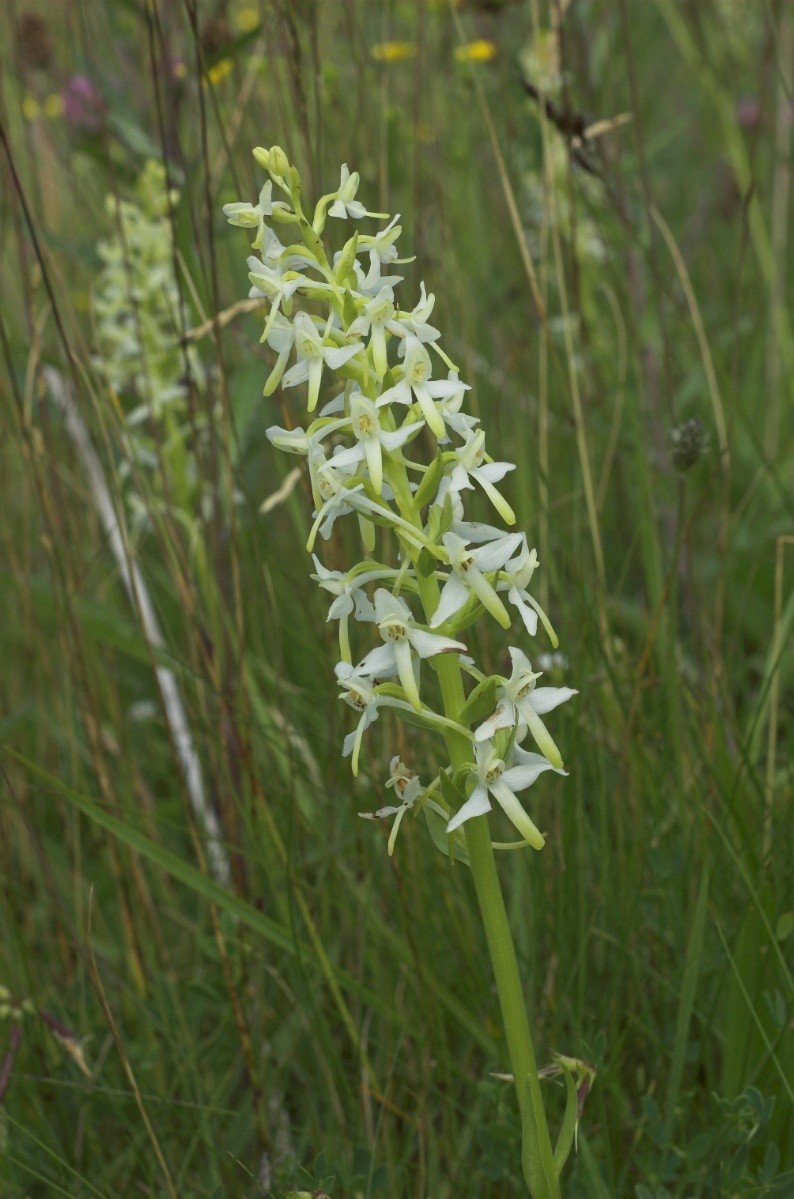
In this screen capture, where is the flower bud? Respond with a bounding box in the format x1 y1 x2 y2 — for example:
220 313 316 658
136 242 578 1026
268 145 290 178
671 418 707 472
334 233 359 285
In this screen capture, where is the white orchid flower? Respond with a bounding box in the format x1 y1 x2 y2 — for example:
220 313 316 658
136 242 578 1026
377 335 462 440
390 282 440 345
447 429 517 525
359 757 428 855
474 647 577 769
246 254 305 302
330 392 423 494
282 312 364 412
447 739 562 848
495 537 557 642
347 280 440 377
354 214 414 290
349 254 404 299
307 464 367 549
335 662 408 776
347 285 397 376
433 374 478 443
246 254 320 341
358 213 405 266
312 555 393 661
265 420 351 509
223 180 289 250
307 456 429 554
356 589 466 711
259 222 289 265
328 164 388 221
259 311 296 395
431 530 523 630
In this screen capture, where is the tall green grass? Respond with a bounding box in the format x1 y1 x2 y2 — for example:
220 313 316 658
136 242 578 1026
1 1 791 1196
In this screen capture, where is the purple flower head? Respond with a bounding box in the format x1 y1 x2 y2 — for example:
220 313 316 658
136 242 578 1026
61 74 105 133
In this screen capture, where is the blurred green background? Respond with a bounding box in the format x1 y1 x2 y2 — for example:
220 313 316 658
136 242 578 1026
1 1 792 1196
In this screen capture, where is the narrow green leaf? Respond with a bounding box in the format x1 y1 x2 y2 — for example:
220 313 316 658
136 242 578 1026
553 1065 578 1171
663 863 710 1145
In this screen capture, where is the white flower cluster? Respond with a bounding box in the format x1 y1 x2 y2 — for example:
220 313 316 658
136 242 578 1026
93 161 233 533
224 146 576 856
93 160 197 413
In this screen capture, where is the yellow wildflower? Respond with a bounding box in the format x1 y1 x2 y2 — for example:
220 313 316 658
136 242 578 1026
22 94 40 120
204 57 233 86
234 7 259 34
371 41 416 63
43 93 64 119
454 40 498 64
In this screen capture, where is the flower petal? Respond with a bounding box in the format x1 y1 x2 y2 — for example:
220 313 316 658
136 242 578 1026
489 781 545 850
282 360 310 389
363 436 383 493
508 589 539 636
324 342 364 370
377 380 412 408
465 569 511 629
380 420 424 451
472 533 523 572
447 785 491 833
357 644 397 677
430 575 470 628
520 705 563 769
330 444 366 472
413 382 447 440
307 357 324 412
501 761 556 792
472 468 516 525
529 686 578 715
394 637 421 710
474 699 515 742
408 628 466 659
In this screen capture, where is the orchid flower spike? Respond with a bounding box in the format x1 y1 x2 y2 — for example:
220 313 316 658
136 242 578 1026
222 146 574 856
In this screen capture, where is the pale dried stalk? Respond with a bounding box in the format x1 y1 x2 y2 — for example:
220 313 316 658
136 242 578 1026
44 366 231 887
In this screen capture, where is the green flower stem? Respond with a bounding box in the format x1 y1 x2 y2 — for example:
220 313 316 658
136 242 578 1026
464 816 559 1199
390 473 559 1199
431 624 559 1198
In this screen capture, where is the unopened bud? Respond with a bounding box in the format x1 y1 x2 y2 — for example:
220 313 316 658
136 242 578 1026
334 232 359 283
268 144 290 178
671 418 707 471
